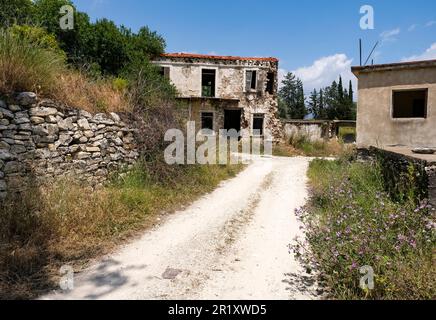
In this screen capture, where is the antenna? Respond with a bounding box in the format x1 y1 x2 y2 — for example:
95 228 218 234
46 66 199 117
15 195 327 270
364 41 379 66
359 39 362 66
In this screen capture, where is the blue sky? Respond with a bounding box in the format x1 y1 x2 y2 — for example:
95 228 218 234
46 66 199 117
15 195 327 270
72 0 436 92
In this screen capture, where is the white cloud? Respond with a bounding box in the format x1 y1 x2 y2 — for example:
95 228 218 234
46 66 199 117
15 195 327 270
380 28 401 42
280 54 356 94
402 43 436 62
426 21 436 27
408 24 417 32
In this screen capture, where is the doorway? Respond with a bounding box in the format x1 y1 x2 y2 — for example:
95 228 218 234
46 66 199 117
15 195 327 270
224 109 242 133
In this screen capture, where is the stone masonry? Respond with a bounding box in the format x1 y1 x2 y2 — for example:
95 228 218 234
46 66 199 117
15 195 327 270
153 53 283 140
0 92 139 199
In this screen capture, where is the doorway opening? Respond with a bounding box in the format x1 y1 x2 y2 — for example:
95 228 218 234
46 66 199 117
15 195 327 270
224 109 242 137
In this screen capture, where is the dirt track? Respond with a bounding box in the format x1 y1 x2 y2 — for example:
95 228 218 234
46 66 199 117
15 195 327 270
42 156 318 300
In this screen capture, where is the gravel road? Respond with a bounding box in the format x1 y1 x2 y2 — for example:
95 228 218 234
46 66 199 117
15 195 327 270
43 156 318 300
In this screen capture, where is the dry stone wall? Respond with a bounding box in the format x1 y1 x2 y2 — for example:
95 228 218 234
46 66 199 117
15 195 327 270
0 92 139 199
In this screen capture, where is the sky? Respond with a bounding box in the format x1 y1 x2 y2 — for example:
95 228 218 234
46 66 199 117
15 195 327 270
72 0 436 93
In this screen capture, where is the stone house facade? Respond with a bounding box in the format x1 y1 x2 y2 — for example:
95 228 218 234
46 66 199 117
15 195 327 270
352 59 436 149
153 53 282 140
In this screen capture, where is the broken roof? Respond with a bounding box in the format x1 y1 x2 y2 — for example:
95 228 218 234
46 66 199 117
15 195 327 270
161 53 279 63
352 59 436 76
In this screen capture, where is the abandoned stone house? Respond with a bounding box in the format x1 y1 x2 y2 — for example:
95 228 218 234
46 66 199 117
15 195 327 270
352 59 436 149
152 53 282 139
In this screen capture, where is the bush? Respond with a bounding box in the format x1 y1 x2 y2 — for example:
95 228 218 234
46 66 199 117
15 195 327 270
9 24 66 58
0 27 65 95
293 159 436 299
112 77 128 92
0 27 130 112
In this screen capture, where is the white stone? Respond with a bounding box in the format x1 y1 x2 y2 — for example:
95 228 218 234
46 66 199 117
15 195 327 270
29 107 57 117
77 118 91 130
30 116 45 124
110 112 121 122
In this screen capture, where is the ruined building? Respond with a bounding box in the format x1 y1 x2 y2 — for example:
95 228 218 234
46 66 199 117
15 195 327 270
352 59 436 149
153 53 282 139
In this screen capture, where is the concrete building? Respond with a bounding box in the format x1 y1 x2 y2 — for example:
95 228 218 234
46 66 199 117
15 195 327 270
153 53 281 139
352 59 436 149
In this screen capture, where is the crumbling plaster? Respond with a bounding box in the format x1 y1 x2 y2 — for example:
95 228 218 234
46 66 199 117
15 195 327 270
154 56 282 139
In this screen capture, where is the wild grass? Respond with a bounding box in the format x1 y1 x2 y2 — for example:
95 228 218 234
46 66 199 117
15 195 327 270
0 162 243 299
0 28 64 95
0 28 129 113
273 132 353 158
293 158 436 300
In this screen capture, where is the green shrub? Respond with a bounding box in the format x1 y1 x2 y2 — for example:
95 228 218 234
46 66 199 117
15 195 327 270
294 159 436 299
9 24 66 59
112 77 128 92
0 27 65 94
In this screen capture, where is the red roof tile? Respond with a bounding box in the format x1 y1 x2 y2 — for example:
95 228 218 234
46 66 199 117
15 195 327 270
161 53 278 62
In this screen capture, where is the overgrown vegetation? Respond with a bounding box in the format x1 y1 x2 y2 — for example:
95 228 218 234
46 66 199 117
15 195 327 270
1 0 165 77
293 158 436 300
0 0 245 300
0 0 173 113
0 162 242 299
273 132 353 158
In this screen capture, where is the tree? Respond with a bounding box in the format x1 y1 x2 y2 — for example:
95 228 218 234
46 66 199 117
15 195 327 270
278 72 307 119
338 76 344 101
0 0 34 27
348 80 354 103
308 89 318 117
31 0 166 76
310 76 356 120
308 88 328 120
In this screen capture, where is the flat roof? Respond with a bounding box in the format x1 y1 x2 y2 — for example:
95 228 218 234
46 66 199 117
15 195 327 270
161 53 279 63
352 59 436 76
375 146 436 165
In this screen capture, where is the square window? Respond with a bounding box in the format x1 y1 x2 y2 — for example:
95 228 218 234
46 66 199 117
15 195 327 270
393 89 428 118
201 112 214 131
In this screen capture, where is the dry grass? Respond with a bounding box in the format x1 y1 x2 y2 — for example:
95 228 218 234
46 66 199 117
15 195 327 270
273 138 353 158
56 71 130 113
0 163 243 299
0 28 130 113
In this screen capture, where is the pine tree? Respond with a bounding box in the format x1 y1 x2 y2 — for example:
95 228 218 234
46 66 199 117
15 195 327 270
278 72 307 119
338 76 344 101
319 89 325 119
348 80 354 103
308 89 318 118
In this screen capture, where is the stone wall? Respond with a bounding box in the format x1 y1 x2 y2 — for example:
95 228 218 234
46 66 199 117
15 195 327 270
283 120 329 142
0 92 139 199
283 120 357 143
369 147 436 206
